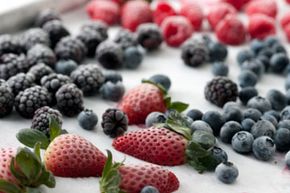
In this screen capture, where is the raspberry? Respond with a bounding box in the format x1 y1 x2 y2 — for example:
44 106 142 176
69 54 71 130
121 0 152 32
283 24 290 42
287 0 290 4
153 1 176 26
180 3 203 31
86 0 120 26
215 15 246 45
207 3 237 30
248 14 276 40
245 0 277 19
223 0 251 10
281 12 290 30
161 16 193 47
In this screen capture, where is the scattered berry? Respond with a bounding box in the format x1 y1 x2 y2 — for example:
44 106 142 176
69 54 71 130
270 53 289 74
114 29 137 50
239 87 258 105
140 186 160 193
241 118 255 132
28 63 53 84
251 120 276 139
245 0 277 18
186 109 203 121
78 109 98 131
248 14 276 40
7 73 35 96
252 136 276 161
0 80 14 117
41 73 71 95
190 120 213 134
180 2 203 31
27 44 56 68
202 111 224 136
266 89 287 111
208 41 228 62
280 106 290 121
237 50 255 65
100 81 125 102
123 46 143 69
223 106 242 123
241 60 265 78
247 96 272 113
232 131 254 153
22 28 50 50
153 1 176 26
220 121 242 144
238 70 258 88
264 110 280 122
223 0 250 10
35 9 61 27
81 21 108 40
261 114 277 127
211 146 228 164
145 112 166 127
54 60 78 76
136 23 163 50
250 39 267 55
215 162 239 184
0 34 23 55
149 74 171 91
212 62 229 77
103 70 123 83
274 128 290 152
243 108 262 121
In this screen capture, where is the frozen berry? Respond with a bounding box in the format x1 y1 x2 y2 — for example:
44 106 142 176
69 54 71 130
250 39 267 55
266 89 287 111
0 80 14 117
0 34 23 55
215 162 239 184
238 70 258 88
100 81 125 102
180 2 203 31
78 109 98 131
245 0 277 18
7 73 35 96
136 23 163 51
241 60 265 78
35 9 61 27
41 73 71 95
243 108 262 122
212 62 229 77
251 120 276 139
252 136 276 161
123 47 143 69
141 186 160 193
281 106 290 121
232 131 254 153
270 53 289 74
223 0 251 10
202 111 224 136
281 13 290 32
145 112 166 127
114 29 137 50
239 87 258 105
220 121 242 143
81 21 108 40
248 14 276 40
22 28 50 50
27 44 56 68
149 74 171 91
237 50 255 65
28 63 53 84
190 120 213 134
103 70 123 83
275 128 290 152
211 146 228 164
153 1 176 26
241 118 255 132
247 96 272 113
208 42 228 62
54 60 78 76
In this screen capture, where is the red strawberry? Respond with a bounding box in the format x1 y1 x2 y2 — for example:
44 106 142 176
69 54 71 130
223 0 252 10
245 0 277 19
0 148 18 186
248 14 276 40
121 0 152 31
180 2 204 31
99 151 179 193
44 134 107 177
86 0 120 26
153 1 177 26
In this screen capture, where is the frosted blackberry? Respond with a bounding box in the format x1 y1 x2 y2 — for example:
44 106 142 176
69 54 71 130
96 40 123 69
40 73 71 94
0 34 23 55
101 108 128 138
204 77 238 107
14 86 52 118
55 36 87 63
28 63 53 84
77 28 104 57
27 44 56 68
0 80 14 117
22 28 50 50
7 73 35 96
55 83 84 117
0 54 30 80
35 9 61 27
31 106 62 136
181 39 209 67
81 21 108 40
70 64 105 96
136 23 163 50
114 29 137 50
42 20 70 48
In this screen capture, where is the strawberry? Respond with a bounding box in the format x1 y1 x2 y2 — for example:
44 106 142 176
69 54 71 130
121 0 153 31
99 151 180 193
44 134 107 177
0 148 18 186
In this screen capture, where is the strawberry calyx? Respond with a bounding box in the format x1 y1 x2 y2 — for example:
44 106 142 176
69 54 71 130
142 79 189 113
99 151 125 193
16 117 67 150
0 143 55 193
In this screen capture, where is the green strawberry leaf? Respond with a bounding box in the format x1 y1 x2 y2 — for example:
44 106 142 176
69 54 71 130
168 101 189 113
33 143 41 163
16 129 49 150
36 166 55 188
142 79 168 95
49 117 62 142
166 121 192 140
0 180 23 193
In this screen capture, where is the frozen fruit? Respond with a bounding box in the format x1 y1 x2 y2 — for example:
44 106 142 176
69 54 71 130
202 111 224 136
7 73 35 96
0 80 14 117
28 63 53 84
243 108 262 121
238 70 258 88
251 120 276 139
100 81 125 102
241 118 255 132
0 34 23 55
121 0 152 31
141 186 160 193
161 16 193 47
208 41 228 62
41 73 71 95
241 60 265 78
211 146 228 164
215 162 239 184
186 109 203 121
223 106 242 123
145 112 167 127
212 62 229 77
220 121 242 144
247 96 272 113
270 53 289 74
266 89 287 111
180 2 203 31
232 131 254 153
149 74 171 91
190 120 213 134
136 23 163 50
248 14 276 40
54 60 78 76
215 15 246 45
192 130 216 149
223 0 251 10
81 21 108 40
245 0 277 18
237 50 255 65
239 87 258 105
22 28 50 50
27 44 56 68
43 20 70 48
281 12 290 31
123 46 143 69
86 0 120 26
153 1 176 26
114 29 137 50
35 9 61 27
252 136 276 161
274 128 290 152
78 109 98 131
103 70 123 83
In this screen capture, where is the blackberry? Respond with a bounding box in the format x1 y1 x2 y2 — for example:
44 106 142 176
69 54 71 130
7 73 35 96
96 40 123 69
27 44 56 68
81 21 108 40
0 54 30 80
31 106 62 136
101 108 128 138
136 23 163 50
0 80 14 117
77 28 104 57
70 64 105 96
14 86 52 118
55 36 87 63
42 20 70 48
114 29 138 50
0 34 23 55
41 73 71 94
22 28 50 50
204 77 238 107
28 63 54 84
35 9 61 27
55 83 84 117
181 39 209 67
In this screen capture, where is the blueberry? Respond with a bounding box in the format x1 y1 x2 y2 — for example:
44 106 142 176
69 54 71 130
149 74 171 91
103 70 123 83
192 130 216 149
257 55 270 72
280 106 290 121
285 76 290 91
55 60 78 75
252 136 276 161
223 107 242 123
77 109 98 130
264 110 280 122
100 81 125 102
220 121 242 144
274 128 290 152
247 96 272 113
140 186 159 193
239 87 258 105
238 70 258 88
250 39 266 54
186 109 203 121
285 151 290 168
223 102 240 111
243 108 262 121
277 120 290 130
215 162 239 184
241 60 265 78
264 36 280 47
237 50 254 65
145 112 166 127
190 120 213 133
272 43 287 54
260 114 278 127
231 131 254 153
211 146 228 164
270 53 289 74
123 46 143 69
202 111 224 136
241 118 255 132
258 47 274 59
209 42 228 62
251 120 276 139
212 62 229 76
286 89 290 104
